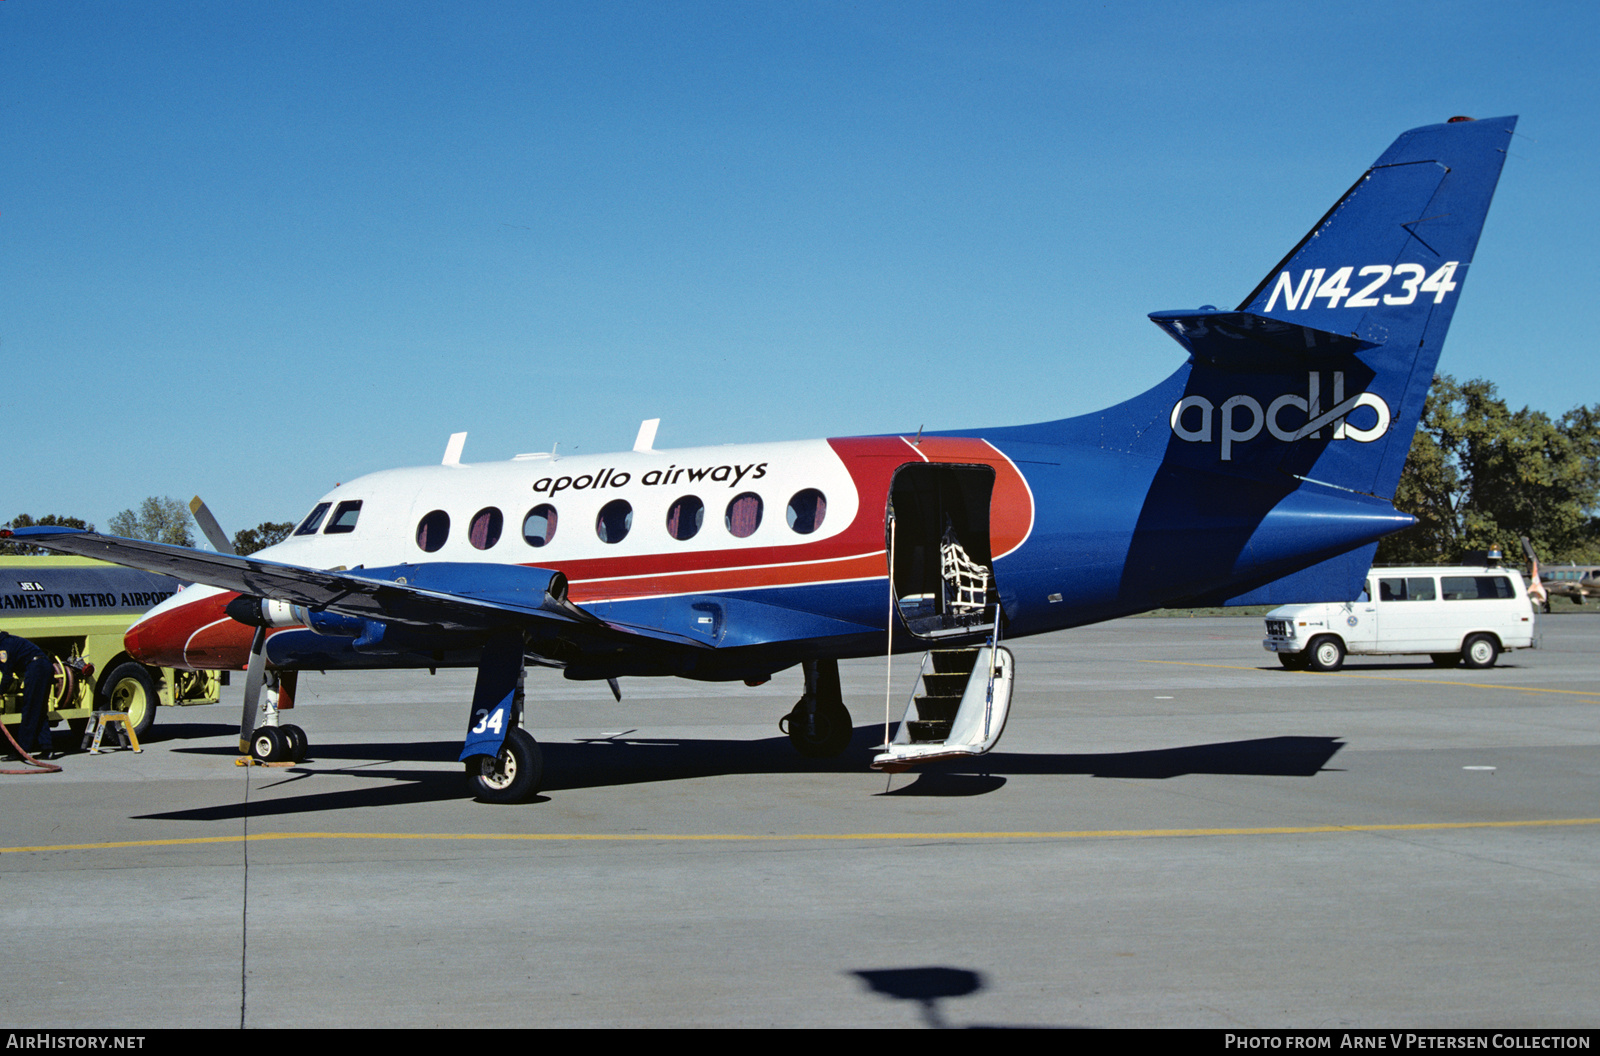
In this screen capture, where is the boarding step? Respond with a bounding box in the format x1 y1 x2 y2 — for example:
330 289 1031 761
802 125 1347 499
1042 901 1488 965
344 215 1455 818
907 647 983 742
873 642 1015 771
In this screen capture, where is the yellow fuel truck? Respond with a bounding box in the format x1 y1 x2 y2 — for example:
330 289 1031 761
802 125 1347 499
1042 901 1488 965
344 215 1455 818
1 555 221 740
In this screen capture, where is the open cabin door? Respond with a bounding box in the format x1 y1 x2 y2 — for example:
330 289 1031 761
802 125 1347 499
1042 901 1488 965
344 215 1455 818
876 462 1014 770
888 462 999 640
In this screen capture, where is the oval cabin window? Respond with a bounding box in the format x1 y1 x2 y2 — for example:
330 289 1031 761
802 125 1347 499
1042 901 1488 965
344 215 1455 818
416 510 450 553
786 489 826 534
469 507 503 550
596 499 633 544
666 496 704 541
523 505 558 548
725 493 763 539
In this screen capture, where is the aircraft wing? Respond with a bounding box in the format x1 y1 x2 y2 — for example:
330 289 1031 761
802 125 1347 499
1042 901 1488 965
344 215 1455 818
0 526 623 638
0 526 877 653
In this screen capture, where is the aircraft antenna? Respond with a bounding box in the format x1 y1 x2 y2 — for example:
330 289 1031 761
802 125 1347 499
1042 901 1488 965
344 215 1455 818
442 432 467 467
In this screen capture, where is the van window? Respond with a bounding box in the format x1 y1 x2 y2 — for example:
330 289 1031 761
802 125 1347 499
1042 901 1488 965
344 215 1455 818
324 500 363 535
1378 577 1438 602
295 503 331 536
1441 576 1514 601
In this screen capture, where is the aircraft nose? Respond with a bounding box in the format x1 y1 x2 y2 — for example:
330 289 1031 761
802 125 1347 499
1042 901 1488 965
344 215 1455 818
122 587 252 670
123 607 185 668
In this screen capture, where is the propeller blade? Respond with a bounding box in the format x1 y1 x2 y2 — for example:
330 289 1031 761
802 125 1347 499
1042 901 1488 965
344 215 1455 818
239 625 267 752
189 496 236 555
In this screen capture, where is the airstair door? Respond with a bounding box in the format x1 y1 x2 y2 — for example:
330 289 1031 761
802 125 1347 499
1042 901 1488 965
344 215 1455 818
872 641 1015 771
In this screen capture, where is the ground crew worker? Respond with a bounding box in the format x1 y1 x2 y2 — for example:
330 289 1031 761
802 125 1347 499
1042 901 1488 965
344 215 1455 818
0 629 54 759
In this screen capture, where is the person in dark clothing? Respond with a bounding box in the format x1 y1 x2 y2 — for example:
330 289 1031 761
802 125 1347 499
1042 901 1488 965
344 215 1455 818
1 630 54 758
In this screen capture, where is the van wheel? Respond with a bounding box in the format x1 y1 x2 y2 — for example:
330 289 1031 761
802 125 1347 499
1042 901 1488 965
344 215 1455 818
1430 653 1460 668
1306 636 1345 672
1461 634 1500 669
1278 653 1309 670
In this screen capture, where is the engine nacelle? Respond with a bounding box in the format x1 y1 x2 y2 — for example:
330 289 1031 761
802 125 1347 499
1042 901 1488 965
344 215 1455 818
224 595 299 628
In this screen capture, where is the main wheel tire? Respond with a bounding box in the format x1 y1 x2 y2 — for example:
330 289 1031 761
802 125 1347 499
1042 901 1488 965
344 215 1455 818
1278 653 1309 670
101 662 159 737
1305 635 1346 673
280 724 307 763
1430 653 1460 668
251 726 288 762
783 701 853 758
467 727 542 803
1462 634 1500 669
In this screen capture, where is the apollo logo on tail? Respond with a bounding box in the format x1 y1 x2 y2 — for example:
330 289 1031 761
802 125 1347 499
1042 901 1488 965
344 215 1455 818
1169 372 1391 461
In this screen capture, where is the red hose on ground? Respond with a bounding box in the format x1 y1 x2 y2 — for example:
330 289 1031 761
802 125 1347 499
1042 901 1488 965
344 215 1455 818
1 719 62 775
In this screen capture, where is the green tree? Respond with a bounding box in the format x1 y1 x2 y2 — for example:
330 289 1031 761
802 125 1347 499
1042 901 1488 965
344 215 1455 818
233 521 294 556
1378 376 1600 564
109 496 194 547
0 513 94 556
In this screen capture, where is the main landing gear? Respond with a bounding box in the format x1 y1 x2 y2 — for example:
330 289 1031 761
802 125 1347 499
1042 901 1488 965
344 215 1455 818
461 631 544 803
780 658 853 758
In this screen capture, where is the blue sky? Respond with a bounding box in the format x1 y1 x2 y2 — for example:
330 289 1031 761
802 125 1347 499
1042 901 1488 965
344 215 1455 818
4 1 1596 534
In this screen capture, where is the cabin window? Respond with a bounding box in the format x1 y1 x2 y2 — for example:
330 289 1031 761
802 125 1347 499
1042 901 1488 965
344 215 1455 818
469 507 503 550
523 505 557 548
666 496 704 541
786 489 826 534
324 500 363 535
596 499 633 544
295 503 331 536
726 493 762 539
416 510 450 552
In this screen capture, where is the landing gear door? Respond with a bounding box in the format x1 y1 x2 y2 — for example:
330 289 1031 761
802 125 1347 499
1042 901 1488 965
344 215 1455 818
888 463 999 640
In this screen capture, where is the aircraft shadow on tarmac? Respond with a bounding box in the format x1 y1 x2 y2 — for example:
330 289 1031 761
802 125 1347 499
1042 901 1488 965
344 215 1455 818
135 725 1343 821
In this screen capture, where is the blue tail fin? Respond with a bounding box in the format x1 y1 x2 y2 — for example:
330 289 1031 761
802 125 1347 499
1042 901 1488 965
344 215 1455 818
1153 115 1515 499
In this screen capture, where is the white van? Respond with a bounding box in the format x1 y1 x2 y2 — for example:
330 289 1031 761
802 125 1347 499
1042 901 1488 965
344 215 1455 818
1262 566 1536 671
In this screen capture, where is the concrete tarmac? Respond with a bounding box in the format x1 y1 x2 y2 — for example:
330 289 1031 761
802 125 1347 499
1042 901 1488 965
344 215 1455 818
3 614 1598 1028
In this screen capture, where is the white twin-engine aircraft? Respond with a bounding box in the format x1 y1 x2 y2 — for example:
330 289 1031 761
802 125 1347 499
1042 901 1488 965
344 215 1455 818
7 116 1516 801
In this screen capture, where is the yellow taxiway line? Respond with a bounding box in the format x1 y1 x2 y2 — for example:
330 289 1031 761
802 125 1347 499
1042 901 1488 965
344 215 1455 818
5 817 1600 855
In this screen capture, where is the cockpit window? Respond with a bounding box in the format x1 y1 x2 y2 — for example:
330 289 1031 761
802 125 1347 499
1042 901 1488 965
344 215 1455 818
324 500 363 535
416 510 450 552
294 503 331 536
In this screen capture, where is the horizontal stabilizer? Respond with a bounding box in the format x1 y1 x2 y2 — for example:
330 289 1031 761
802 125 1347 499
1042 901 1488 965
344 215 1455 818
1148 309 1377 372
